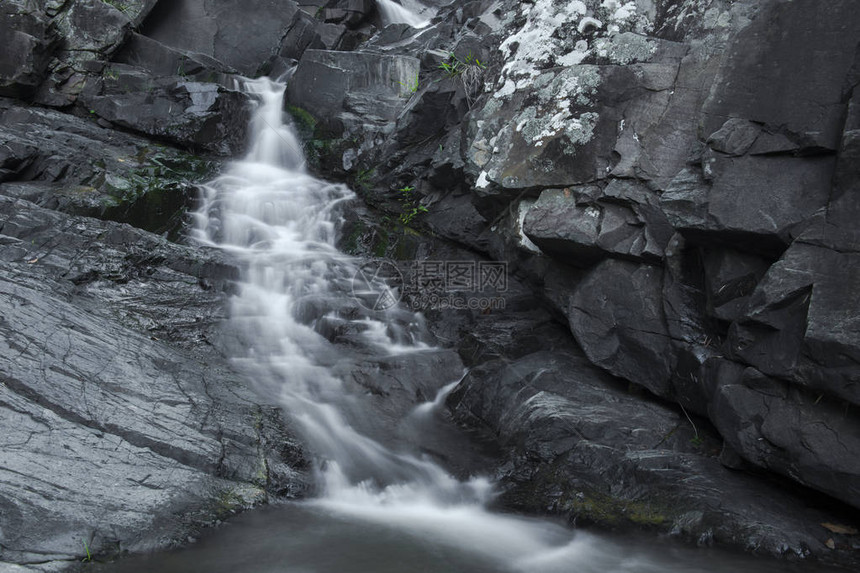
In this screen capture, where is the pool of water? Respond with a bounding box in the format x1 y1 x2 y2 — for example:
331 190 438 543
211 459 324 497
96 502 838 573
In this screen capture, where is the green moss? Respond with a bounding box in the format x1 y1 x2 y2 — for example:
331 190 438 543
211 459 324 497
286 105 318 133
511 461 674 530
211 485 266 520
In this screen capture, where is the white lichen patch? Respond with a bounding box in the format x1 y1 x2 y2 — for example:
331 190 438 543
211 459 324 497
593 32 656 65
513 67 601 148
492 0 654 101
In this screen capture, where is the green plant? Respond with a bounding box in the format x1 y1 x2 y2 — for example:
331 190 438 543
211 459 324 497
397 185 428 226
102 0 130 14
399 73 419 95
438 51 486 77
438 52 487 106
355 168 374 192
81 539 92 563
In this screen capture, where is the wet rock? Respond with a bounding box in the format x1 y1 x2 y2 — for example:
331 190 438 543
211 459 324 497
141 0 300 76
0 1 59 99
447 344 855 561
0 97 217 229
35 0 159 107
0 196 308 568
277 10 345 61
112 32 238 81
523 180 673 265
567 259 674 397
286 49 420 135
710 368 860 510
323 0 374 28
80 64 251 155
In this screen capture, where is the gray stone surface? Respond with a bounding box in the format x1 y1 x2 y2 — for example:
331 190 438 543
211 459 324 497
0 196 308 568
287 49 419 134
0 97 216 225
447 321 858 563
80 64 251 156
140 0 300 76
568 259 674 397
0 1 59 99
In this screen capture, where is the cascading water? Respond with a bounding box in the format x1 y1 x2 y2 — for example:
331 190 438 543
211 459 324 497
191 77 602 570
101 79 833 573
377 0 430 28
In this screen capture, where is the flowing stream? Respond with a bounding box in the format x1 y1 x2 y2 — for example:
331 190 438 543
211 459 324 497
99 79 837 573
377 0 430 28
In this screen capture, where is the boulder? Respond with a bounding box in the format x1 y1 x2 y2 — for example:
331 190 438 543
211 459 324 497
701 0 860 152
660 153 835 257
0 1 59 98
729 219 860 407
567 259 674 397
0 97 217 225
323 0 374 28
35 0 159 107
710 368 860 510
113 32 238 80
286 49 420 135
523 180 673 265
0 196 308 568
447 343 856 560
80 64 251 155
140 0 300 76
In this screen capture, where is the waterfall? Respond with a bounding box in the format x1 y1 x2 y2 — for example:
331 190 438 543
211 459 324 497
377 0 430 28
192 78 599 571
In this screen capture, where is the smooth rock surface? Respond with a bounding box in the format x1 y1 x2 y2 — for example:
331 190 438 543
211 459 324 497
0 196 308 569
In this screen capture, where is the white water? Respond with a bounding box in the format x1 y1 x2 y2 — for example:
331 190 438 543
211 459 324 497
377 0 430 28
192 77 606 570
177 79 809 573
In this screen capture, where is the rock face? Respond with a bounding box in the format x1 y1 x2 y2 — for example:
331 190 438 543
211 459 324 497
0 1 59 98
140 0 300 77
3 0 860 569
292 0 860 563
447 314 856 560
0 196 308 568
0 1 333 569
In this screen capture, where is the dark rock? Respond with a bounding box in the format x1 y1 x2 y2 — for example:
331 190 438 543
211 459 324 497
323 0 373 28
659 154 835 256
706 118 761 157
0 196 308 568
277 10 333 61
0 97 217 225
701 247 770 323
0 1 59 99
567 259 674 397
729 219 860 408
447 345 855 561
286 49 419 136
523 180 673 265
710 367 860 510
113 32 238 81
141 0 300 76
702 0 860 151
80 64 251 155
34 0 159 107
